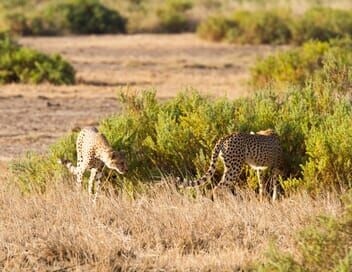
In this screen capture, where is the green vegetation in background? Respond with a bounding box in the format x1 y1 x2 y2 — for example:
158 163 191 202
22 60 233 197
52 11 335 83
0 34 75 84
229 10 292 44
196 15 236 41
197 8 352 44
258 190 352 271
2 1 352 38
251 39 352 91
292 7 352 44
3 0 126 35
198 9 292 44
156 0 194 33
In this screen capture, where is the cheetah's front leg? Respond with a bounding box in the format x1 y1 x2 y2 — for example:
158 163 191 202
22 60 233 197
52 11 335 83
88 168 98 196
273 176 277 201
256 169 264 201
93 172 103 202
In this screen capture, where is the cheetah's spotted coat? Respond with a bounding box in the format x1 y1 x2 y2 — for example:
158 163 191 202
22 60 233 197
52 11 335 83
184 129 285 200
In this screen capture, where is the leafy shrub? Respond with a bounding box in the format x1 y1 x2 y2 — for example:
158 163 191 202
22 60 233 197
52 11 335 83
156 0 193 33
251 40 329 89
3 12 31 36
3 8 61 36
251 39 352 91
197 15 235 41
197 10 292 44
0 35 75 84
11 133 77 193
302 104 352 191
198 8 352 45
56 0 126 34
317 44 352 95
228 10 292 44
292 7 352 44
258 190 352 271
4 0 126 35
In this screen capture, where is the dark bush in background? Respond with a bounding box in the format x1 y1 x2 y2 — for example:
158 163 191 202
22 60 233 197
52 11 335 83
4 0 126 35
57 0 126 34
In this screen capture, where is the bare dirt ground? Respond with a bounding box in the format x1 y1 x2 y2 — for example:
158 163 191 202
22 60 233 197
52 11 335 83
0 34 278 164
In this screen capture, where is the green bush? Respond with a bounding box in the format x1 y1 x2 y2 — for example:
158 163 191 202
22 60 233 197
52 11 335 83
302 104 352 191
198 8 352 45
228 10 292 44
0 35 75 84
3 13 31 36
4 0 126 35
317 43 352 95
251 39 352 91
11 133 78 193
197 15 236 41
57 0 126 34
156 0 193 33
197 10 292 44
292 7 352 44
258 190 352 271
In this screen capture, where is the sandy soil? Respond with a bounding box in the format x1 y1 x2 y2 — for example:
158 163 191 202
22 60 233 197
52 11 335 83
0 34 279 163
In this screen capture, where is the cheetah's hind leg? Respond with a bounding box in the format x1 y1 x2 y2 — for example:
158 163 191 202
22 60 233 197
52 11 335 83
88 168 98 196
93 172 103 203
58 158 83 189
256 169 264 201
58 158 79 175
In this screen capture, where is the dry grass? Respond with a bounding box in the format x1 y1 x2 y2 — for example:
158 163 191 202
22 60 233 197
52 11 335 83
0 178 342 271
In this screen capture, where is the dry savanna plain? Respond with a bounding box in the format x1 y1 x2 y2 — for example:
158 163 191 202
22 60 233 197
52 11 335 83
0 34 344 271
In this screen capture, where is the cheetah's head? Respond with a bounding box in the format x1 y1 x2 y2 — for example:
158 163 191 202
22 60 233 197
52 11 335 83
107 151 128 174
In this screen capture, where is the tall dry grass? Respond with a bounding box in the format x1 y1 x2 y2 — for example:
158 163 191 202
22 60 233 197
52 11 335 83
0 178 342 271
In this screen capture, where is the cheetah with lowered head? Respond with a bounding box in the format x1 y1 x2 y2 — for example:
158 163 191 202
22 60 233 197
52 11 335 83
182 129 286 200
59 127 128 200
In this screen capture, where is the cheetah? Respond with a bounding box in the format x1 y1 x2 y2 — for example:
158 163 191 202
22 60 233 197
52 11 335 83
182 129 286 200
59 127 128 200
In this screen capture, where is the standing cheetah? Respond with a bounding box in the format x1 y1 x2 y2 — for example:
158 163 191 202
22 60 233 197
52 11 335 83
182 129 286 200
59 127 128 200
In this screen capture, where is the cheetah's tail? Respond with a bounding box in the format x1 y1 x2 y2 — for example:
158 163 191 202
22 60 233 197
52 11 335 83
58 158 77 175
183 138 224 187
